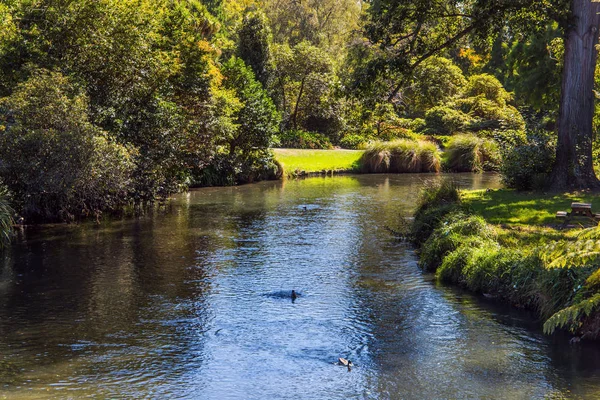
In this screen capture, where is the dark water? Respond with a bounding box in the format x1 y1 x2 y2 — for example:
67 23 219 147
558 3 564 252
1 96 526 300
1 174 599 399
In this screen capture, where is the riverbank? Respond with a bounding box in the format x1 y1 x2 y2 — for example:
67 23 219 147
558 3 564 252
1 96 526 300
272 148 364 177
410 182 600 340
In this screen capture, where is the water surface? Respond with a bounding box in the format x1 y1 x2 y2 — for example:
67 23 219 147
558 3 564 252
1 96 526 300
1 174 599 399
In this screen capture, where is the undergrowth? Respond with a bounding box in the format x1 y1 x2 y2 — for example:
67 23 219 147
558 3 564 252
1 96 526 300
410 182 600 340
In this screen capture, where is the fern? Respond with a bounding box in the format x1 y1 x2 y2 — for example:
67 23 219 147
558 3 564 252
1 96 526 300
543 294 600 335
541 227 600 269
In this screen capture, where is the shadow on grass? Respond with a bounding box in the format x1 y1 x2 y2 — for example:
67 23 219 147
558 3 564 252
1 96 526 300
463 189 600 226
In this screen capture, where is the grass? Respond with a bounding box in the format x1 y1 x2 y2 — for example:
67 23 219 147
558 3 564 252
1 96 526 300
273 148 364 176
444 134 500 172
462 189 600 226
360 139 441 173
411 184 600 338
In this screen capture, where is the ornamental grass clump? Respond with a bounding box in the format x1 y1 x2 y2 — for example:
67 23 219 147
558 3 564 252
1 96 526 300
410 179 462 244
419 212 496 272
444 134 500 172
360 139 441 173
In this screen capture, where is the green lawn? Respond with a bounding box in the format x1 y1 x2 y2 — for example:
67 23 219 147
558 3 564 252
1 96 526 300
273 148 364 175
462 189 600 226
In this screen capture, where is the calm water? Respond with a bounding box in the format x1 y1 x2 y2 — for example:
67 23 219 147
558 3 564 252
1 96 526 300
1 174 599 399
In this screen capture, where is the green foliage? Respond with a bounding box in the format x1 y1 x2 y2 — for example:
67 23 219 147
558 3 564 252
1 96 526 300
405 57 467 114
200 57 281 184
500 131 556 190
411 179 462 244
424 106 472 135
465 74 513 106
271 41 338 136
543 294 600 335
360 139 441 173
0 70 134 221
238 12 273 87
339 134 368 150
444 134 501 172
278 129 333 149
0 183 13 249
541 227 600 270
420 213 496 272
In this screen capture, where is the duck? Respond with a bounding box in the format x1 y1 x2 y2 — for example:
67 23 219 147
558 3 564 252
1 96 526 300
338 357 354 372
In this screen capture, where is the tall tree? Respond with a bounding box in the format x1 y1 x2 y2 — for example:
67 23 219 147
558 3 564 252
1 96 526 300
551 0 600 188
361 0 600 189
238 11 273 87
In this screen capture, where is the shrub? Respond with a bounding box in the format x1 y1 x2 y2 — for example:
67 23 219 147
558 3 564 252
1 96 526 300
444 134 501 172
457 96 526 131
465 74 513 106
500 131 556 190
424 106 472 135
437 236 501 282
0 70 135 222
411 179 462 246
360 139 441 173
476 129 527 151
419 212 496 272
340 134 369 149
278 129 333 149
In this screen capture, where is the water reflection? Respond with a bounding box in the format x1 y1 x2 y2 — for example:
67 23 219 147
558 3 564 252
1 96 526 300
0 174 599 399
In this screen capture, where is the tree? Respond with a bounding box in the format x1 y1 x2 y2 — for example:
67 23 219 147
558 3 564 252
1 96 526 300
551 0 600 188
404 56 467 115
221 57 280 156
238 11 273 87
272 41 333 130
0 70 134 222
361 0 600 189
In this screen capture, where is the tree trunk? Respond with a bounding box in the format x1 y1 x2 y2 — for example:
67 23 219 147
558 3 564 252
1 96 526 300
550 0 600 189
292 76 306 130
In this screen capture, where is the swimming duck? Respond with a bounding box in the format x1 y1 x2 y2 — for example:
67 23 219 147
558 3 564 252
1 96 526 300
338 357 354 372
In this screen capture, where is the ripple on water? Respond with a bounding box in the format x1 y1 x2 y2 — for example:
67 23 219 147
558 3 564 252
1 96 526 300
0 174 598 399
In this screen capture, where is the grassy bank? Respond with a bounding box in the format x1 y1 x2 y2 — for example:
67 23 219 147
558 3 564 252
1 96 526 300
273 148 364 176
462 189 600 226
409 182 600 340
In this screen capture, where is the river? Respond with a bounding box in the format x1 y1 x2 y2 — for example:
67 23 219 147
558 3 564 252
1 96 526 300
0 174 599 399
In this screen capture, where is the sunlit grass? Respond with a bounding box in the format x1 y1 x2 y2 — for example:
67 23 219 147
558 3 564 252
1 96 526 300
462 189 600 226
273 148 364 175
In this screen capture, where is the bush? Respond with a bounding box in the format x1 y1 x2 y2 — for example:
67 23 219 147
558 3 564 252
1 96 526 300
195 150 280 186
411 179 462 244
476 129 527 151
419 212 496 272
424 106 472 135
339 134 369 149
457 96 526 131
500 131 556 190
0 70 135 222
360 139 441 173
278 129 333 149
465 74 513 106
444 134 501 172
